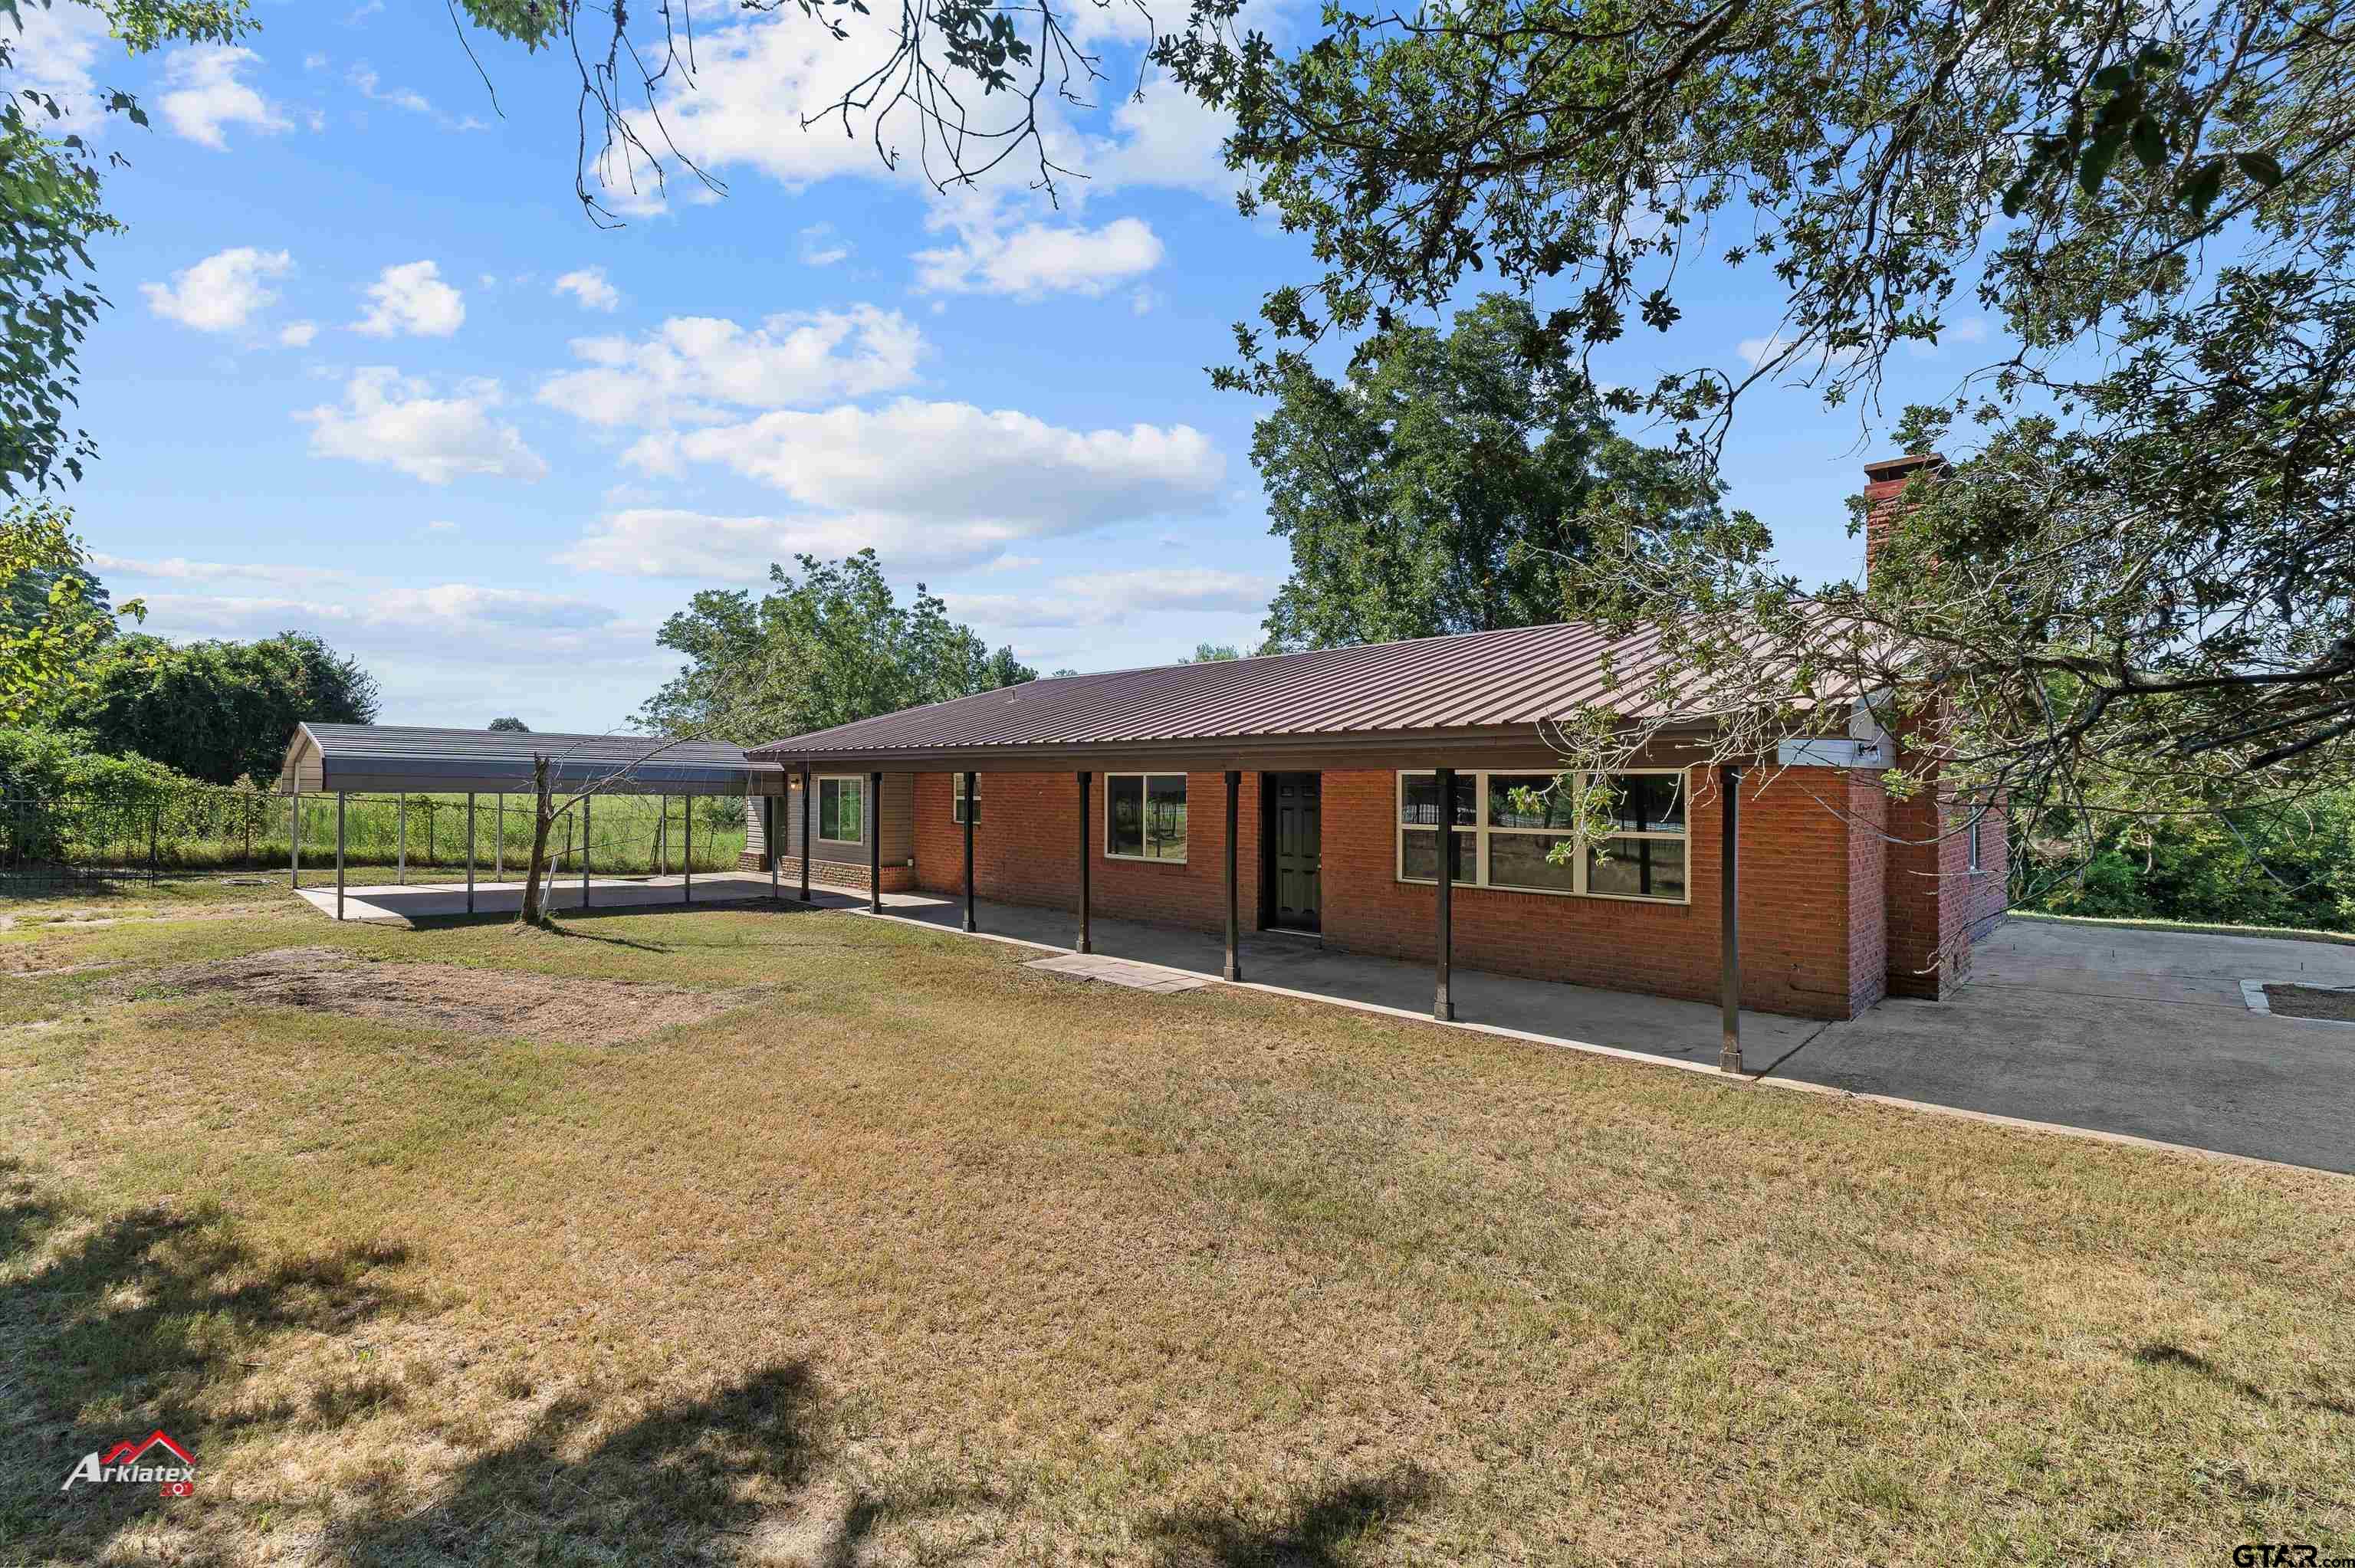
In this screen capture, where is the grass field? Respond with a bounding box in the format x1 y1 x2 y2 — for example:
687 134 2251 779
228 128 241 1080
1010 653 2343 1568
2 891 2350 1564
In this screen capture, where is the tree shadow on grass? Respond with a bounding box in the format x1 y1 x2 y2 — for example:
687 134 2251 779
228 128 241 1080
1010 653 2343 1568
2135 1340 2355 1418
327 1361 840 1564
0 1159 419 1560
1143 1465 1440 1567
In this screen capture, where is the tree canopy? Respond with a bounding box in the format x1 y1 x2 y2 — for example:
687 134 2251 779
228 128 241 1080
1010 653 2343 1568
640 549 1036 744
1253 294 1721 650
46 629 379 786
488 717 530 733
0 499 143 721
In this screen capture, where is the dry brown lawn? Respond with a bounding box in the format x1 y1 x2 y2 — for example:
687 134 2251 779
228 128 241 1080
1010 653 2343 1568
0 895 2350 1566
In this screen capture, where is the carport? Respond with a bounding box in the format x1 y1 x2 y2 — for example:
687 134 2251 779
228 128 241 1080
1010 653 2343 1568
274 723 785 920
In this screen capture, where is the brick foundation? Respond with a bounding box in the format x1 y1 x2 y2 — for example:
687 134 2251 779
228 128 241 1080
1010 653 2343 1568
763 854 915 894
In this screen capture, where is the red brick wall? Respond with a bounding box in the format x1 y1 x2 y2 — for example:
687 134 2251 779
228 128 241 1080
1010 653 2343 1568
911 770 1262 936
1313 768 1877 1020
1844 773 1890 1016
1884 781 2009 999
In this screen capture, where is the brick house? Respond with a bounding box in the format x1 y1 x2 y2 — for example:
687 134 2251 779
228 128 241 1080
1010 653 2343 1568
744 457 2007 1030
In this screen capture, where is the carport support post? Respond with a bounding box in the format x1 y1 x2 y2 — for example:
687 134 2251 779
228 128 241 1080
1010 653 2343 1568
799 765 812 903
683 795 692 904
1719 765 1742 1074
494 794 504 877
1223 770 1242 982
867 770 882 914
396 794 406 884
334 791 346 921
289 790 300 887
961 769 977 933
582 794 591 910
1075 771 1092 954
465 793 476 914
1434 766 1454 1022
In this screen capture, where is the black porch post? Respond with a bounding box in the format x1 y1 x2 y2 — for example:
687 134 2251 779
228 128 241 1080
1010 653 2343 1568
1075 771 1092 953
1223 770 1242 982
1434 766 1454 1021
867 770 883 914
961 770 977 932
1719 765 1743 1074
768 795 780 899
800 765 813 902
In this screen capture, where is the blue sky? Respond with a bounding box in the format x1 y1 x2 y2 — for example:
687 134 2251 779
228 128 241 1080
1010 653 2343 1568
21 0 1996 733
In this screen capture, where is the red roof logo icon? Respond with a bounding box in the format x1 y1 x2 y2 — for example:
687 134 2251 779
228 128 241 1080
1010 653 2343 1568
99 1431 194 1467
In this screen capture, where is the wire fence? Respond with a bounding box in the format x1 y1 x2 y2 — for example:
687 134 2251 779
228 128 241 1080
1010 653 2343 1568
0 785 754 889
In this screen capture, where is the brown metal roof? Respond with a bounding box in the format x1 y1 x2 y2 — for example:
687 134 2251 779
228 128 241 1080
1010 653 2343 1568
748 621 1697 766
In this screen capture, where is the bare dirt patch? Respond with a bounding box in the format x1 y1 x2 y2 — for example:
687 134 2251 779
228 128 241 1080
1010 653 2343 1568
2265 982 2355 1022
133 946 772 1045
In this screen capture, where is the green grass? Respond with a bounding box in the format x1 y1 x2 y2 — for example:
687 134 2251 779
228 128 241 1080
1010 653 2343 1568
1 895 2350 1564
2012 908 2355 947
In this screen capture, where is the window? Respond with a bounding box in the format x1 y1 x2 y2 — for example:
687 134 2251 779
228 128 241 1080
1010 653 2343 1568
1968 809 1984 873
816 776 865 845
1397 769 1689 903
1106 773 1187 861
953 773 980 825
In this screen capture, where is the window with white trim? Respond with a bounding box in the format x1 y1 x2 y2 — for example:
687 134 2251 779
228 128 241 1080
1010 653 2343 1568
1106 773 1187 861
1968 809 1985 872
1398 769 1688 903
816 776 865 845
953 773 980 825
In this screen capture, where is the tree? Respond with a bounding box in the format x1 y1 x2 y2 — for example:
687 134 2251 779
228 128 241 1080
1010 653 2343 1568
50 630 379 785
488 717 530 733
0 2 254 494
0 500 143 720
1252 294 1721 650
640 549 1035 743
1181 643 1244 663
1158 0 2355 867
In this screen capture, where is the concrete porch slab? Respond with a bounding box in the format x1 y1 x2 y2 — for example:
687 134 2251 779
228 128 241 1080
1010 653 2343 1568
297 873 786 926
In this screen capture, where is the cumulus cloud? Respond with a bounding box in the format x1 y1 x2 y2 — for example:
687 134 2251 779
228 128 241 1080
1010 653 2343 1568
140 247 292 333
88 554 358 589
8 2 111 135
279 320 320 347
536 306 924 428
913 217 1164 300
297 368 547 484
947 567 1272 630
353 260 465 337
561 399 1225 577
158 44 291 149
553 267 622 311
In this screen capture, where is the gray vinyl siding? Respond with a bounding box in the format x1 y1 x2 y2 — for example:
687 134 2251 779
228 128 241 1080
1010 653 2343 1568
776 772 913 868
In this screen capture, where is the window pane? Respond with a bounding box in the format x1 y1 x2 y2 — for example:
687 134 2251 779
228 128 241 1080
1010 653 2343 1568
829 779 863 842
1597 773 1684 834
1488 773 1577 829
1400 828 1473 883
1145 775 1188 859
1400 772 1476 826
1107 775 1143 857
1489 831 1579 893
1587 836 1685 899
953 775 979 824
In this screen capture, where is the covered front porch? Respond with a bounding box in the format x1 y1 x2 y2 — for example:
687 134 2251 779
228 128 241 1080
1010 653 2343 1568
831 884 1822 1071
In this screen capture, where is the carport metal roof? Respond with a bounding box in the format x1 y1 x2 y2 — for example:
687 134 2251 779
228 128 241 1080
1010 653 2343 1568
278 723 779 797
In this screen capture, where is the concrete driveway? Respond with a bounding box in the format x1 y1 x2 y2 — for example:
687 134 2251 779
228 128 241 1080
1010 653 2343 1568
1769 920 2355 1173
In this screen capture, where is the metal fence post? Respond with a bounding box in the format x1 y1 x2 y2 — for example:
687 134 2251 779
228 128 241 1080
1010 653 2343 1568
335 792 347 921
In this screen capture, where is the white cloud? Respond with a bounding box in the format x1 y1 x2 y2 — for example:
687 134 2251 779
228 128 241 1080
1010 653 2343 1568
1079 82 1240 202
914 217 1164 300
88 554 358 589
425 520 458 533
140 247 292 333
563 399 1225 576
278 320 319 348
948 568 1272 630
8 2 111 135
797 224 850 267
353 260 465 338
297 368 547 484
537 306 924 428
553 267 622 311
158 44 291 149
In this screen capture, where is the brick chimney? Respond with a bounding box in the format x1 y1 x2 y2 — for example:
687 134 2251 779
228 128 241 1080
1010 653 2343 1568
1861 452 1948 580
